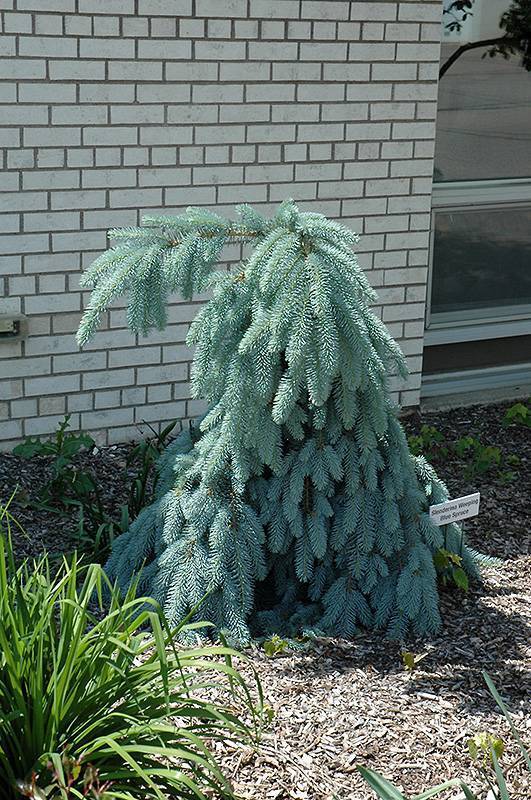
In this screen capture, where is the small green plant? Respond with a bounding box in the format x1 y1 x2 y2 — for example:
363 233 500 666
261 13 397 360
502 401 531 428
262 634 290 657
407 425 448 460
453 436 502 480
13 416 178 562
0 501 262 800
13 414 96 506
358 671 530 800
433 548 469 591
401 651 428 672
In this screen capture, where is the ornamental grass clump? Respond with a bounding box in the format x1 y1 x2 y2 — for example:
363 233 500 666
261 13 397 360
0 502 261 800
77 200 486 644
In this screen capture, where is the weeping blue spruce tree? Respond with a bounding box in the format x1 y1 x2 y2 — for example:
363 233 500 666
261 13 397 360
77 200 482 643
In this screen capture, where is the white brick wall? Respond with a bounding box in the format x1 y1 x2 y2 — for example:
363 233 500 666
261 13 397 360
0 0 442 450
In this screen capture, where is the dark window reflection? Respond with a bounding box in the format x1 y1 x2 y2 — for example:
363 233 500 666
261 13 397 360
434 44 531 182
432 206 531 317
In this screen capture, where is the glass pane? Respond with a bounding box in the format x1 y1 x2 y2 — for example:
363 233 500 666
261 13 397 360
434 44 531 182
431 206 531 319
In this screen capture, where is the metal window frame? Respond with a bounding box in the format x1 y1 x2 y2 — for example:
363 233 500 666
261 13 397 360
425 179 531 346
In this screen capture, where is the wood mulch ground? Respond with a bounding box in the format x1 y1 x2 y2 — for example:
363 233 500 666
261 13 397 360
1 400 530 800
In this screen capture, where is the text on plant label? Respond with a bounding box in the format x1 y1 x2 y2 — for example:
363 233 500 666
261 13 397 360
429 492 480 526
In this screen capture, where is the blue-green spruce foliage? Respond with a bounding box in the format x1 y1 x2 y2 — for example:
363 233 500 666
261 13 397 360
77 201 481 643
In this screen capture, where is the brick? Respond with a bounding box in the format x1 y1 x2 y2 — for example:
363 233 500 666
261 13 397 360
366 177 410 196
19 36 77 58
0 233 46 256
52 106 108 125
272 62 320 81
17 0 74 9
79 0 134 11
109 188 162 208
92 16 120 36
392 121 436 140
83 368 134 390
24 211 80 231
167 104 217 124
139 127 193 145
65 14 92 35
0 128 20 147
371 62 417 80
50 61 105 80
303 0 348 18
108 61 162 81
79 38 135 59
94 148 122 166
52 230 106 252
79 168 133 189
0 192 47 213
123 147 149 165
193 83 244 103
3 12 32 33
139 167 191 186
166 62 218 82
222 106 266 128
94 390 121 409
322 103 368 122
83 127 138 146
247 123 296 143
136 363 189 385
399 4 441 22
0 84 17 103
51 190 106 209
0 59 46 79
195 40 246 60
318 180 363 199
250 0 300 17
300 42 348 60
19 82 77 103
165 186 215 205
122 17 149 37
0 420 22 441
350 2 397 21
54 352 107 372
385 22 420 40
138 0 192 13
346 122 390 141
7 149 35 169
248 41 298 60
297 84 344 103
138 39 191 59
2 356 50 380
79 84 135 104
397 42 441 61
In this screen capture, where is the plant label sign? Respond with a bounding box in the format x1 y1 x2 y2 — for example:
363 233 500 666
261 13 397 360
429 492 480 526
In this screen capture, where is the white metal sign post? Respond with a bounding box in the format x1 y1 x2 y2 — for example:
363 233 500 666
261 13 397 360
429 492 480 554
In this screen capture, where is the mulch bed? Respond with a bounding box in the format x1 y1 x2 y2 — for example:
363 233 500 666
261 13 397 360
1 400 530 799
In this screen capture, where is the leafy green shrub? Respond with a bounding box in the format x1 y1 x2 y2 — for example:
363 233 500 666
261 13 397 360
0 503 262 800
502 401 531 428
407 423 521 483
358 671 531 799
407 425 448 460
13 416 177 562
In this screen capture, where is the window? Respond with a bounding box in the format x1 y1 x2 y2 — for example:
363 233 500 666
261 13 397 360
430 205 531 322
434 45 531 182
427 0 531 354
